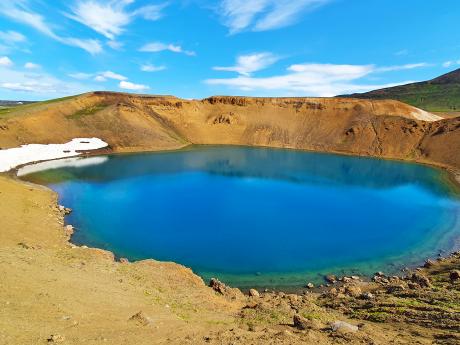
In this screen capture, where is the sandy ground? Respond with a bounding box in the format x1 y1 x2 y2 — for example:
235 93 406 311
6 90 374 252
1 93 460 344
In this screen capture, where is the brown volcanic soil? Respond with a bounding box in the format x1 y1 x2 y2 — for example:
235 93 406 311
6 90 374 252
1 92 460 344
0 92 459 171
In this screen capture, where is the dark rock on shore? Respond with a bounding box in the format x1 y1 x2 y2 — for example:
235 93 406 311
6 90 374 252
293 314 323 330
410 272 431 288
450 270 460 281
209 278 227 294
325 275 337 284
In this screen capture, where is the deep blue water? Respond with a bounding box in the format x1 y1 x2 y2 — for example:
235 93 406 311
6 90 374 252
22 146 460 288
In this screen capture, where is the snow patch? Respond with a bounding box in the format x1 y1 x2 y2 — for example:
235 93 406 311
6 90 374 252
17 156 109 176
411 109 443 122
0 138 108 173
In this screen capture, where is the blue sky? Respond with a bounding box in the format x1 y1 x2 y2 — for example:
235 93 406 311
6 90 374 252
0 0 460 100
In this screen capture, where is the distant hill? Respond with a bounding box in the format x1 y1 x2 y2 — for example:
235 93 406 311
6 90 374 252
341 68 460 113
0 100 36 107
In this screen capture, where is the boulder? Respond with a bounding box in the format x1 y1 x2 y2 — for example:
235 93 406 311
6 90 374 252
360 292 374 300
209 278 227 294
330 321 358 334
325 275 337 284
248 288 260 298
387 284 406 293
345 285 362 297
47 334 65 343
306 282 314 289
64 225 74 237
424 259 436 268
449 270 460 281
293 314 323 330
128 311 151 326
410 273 431 288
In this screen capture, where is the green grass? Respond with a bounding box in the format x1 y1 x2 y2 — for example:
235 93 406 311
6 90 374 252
66 103 108 120
346 83 460 113
341 69 460 113
0 94 81 119
0 107 12 117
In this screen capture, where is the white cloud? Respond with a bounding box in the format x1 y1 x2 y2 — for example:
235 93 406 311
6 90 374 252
107 40 123 50
69 70 127 82
132 4 167 21
24 62 40 69
141 64 166 72
63 37 103 55
99 70 127 80
0 56 13 67
119 80 149 91
0 65 99 97
0 30 26 43
94 75 107 82
69 72 93 80
205 62 424 96
139 42 196 56
218 0 331 34
442 60 460 68
375 63 430 73
0 30 27 54
0 1 102 54
66 1 167 40
213 52 279 76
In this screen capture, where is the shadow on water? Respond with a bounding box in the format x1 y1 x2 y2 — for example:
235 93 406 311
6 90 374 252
23 145 457 197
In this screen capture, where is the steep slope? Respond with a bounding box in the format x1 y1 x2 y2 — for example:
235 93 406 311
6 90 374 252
0 91 458 174
341 68 460 113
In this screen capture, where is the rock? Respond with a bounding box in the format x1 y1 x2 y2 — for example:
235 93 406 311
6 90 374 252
17 242 31 249
209 278 227 294
351 275 360 280
361 292 374 300
325 275 337 284
248 289 260 298
64 225 74 237
410 273 431 288
341 276 352 283
375 271 385 277
119 257 129 263
330 321 358 334
449 270 460 281
407 282 419 289
293 314 323 331
387 284 406 293
345 285 362 297
47 334 65 343
306 282 314 289
128 311 151 326
424 259 436 268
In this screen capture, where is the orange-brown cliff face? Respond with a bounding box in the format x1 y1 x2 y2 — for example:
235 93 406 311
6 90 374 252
0 91 459 172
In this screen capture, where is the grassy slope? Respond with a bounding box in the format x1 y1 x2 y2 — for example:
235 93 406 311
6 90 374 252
342 68 460 113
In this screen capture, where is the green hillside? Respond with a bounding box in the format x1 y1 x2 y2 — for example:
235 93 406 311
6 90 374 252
342 68 460 113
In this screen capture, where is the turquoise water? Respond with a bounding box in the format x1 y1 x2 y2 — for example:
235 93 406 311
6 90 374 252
22 146 460 289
